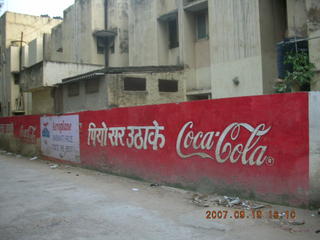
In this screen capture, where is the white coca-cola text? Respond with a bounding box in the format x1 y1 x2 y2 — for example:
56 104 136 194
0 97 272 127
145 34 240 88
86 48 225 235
176 121 272 166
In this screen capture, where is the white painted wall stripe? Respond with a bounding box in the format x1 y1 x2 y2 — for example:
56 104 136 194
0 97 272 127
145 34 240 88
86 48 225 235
309 92 320 203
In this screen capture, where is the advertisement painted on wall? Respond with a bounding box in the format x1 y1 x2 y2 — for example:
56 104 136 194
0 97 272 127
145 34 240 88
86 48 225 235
41 115 80 162
79 93 309 205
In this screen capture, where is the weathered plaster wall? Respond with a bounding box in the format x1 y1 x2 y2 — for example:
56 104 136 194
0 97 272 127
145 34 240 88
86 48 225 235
259 0 287 94
32 88 55 115
28 38 43 67
42 61 102 87
128 0 158 66
194 39 210 91
4 12 62 49
20 63 43 91
21 61 102 92
306 0 320 91
108 0 129 67
286 0 308 38
9 46 20 72
62 77 108 113
107 71 186 108
0 115 40 156
208 0 263 98
0 12 61 116
48 0 105 65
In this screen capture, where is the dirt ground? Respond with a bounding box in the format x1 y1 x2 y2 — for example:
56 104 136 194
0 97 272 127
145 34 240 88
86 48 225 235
0 151 319 240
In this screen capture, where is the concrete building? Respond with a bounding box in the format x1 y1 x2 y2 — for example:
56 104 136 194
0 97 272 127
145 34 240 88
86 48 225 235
126 0 320 99
56 66 185 113
2 0 320 116
59 0 320 115
0 12 62 116
19 0 110 115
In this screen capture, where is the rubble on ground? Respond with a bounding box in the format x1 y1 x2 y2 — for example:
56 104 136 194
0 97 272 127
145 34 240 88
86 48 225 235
191 194 269 209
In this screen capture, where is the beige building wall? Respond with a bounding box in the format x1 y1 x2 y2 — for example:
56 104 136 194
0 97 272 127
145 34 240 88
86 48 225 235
48 0 105 65
286 0 320 91
260 0 287 94
0 12 62 116
286 0 308 38
128 0 158 66
28 38 43 67
62 76 108 113
306 0 320 91
20 61 102 114
208 0 263 99
107 71 186 108
32 88 55 115
179 1 211 96
60 70 186 113
108 0 129 67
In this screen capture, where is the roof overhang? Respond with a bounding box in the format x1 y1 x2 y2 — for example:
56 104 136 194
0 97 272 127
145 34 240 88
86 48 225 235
59 72 105 85
93 30 117 38
184 0 208 12
158 10 178 22
59 65 185 85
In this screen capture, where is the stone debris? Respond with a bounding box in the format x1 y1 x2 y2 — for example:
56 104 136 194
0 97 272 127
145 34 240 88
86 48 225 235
49 164 59 169
150 183 161 187
288 220 305 225
280 226 309 233
191 194 210 207
191 194 267 210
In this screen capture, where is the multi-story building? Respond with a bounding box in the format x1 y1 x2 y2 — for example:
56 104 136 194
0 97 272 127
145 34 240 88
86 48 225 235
1 0 320 116
0 12 62 116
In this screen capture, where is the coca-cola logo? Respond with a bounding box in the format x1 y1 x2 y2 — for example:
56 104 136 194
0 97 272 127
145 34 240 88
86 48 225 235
176 121 273 166
20 125 37 144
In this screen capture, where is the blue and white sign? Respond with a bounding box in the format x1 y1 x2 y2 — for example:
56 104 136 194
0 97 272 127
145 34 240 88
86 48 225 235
41 115 80 162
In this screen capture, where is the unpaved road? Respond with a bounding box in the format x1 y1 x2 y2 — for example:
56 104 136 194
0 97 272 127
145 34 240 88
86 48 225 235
0 152 319 240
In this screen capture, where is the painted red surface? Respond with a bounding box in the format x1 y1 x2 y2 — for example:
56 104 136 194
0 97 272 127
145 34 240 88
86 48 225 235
13 115 40 143
79 93 310 205
0 93 310 205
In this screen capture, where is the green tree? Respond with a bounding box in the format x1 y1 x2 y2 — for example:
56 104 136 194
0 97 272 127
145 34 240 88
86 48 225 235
275 51 316 93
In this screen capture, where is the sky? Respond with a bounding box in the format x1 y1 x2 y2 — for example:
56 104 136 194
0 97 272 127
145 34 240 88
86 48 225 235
0 0 75 17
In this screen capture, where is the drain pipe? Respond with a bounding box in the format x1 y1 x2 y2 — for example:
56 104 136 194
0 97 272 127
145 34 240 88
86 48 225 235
104 0 109 67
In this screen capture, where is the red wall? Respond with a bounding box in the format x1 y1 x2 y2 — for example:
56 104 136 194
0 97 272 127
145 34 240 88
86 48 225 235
79 93 309 206
0 93 310 206
0 115 40 143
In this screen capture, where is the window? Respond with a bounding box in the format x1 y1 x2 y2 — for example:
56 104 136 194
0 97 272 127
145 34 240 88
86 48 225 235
124 77 146 91
97 37 105 54
168 18 179 49
67 82 80 97
13 73 20 85
109 40 115 54
196 13 208 40
85 79 99 94
188 93 211 101
158 79 178 92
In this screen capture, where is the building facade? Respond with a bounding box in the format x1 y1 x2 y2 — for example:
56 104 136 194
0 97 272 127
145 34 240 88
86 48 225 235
1 0 320 116
0 12 62 116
